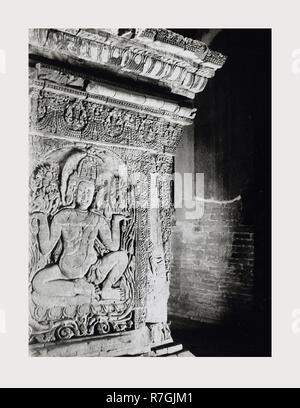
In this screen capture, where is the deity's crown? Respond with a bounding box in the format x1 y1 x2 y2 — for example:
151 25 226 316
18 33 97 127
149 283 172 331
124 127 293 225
61 148 104 205
77 154 102 183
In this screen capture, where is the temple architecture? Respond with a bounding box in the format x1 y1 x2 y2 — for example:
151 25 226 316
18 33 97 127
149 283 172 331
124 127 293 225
28 28 226 357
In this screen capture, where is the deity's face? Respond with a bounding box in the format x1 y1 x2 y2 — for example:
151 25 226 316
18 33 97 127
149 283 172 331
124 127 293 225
75 180 95 210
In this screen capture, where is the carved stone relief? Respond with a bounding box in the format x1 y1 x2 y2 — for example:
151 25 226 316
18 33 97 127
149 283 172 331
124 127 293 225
29 135 175 345
29 28 226 99
29 28 226 355
29 144 138 343
29 84 184 154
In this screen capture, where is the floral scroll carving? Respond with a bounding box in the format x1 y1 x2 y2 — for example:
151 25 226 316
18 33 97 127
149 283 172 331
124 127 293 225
30 88 183 154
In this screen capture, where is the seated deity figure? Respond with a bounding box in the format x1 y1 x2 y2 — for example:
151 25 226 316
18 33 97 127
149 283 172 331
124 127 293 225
31 155 129 306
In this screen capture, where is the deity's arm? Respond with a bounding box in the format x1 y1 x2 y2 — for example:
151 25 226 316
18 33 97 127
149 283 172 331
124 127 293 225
34 211 63 255
97 215 121 252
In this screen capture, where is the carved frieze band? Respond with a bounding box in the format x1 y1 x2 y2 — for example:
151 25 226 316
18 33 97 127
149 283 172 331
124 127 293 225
30 63 196 124
29 28 226 99
30 82 184 154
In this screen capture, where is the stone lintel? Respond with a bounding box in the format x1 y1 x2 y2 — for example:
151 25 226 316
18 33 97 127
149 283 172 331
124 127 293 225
29 62 196 126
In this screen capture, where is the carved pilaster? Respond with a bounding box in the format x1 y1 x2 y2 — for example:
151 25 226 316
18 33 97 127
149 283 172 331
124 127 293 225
28 31 226 355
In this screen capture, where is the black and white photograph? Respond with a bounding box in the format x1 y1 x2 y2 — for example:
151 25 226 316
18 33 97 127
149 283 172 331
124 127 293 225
0 0 300 391
28 27 271 357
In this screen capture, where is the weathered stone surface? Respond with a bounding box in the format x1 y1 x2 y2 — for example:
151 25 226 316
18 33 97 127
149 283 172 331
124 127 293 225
29 28 226 99
29 67 188 157
28 29 226 356
29 326 151 357
28 132 176 346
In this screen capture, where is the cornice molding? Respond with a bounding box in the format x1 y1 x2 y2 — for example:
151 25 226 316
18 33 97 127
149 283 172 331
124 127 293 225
29 63 196 125
29 28 226 100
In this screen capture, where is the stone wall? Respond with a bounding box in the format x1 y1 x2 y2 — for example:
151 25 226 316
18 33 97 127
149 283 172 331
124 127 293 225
169 200 254 324
168 29 270 329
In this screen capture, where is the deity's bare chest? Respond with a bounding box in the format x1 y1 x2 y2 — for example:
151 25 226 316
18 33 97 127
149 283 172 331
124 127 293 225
63 212 98 242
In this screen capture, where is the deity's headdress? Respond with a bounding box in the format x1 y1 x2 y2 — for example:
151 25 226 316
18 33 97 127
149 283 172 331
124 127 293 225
60 148 104 206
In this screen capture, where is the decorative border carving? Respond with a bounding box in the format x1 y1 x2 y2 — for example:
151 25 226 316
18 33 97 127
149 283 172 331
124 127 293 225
29 85 184 154
30 63 197 124
29 28 226 99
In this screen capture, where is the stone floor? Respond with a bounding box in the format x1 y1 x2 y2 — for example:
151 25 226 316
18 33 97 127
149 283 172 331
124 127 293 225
168 314 271 357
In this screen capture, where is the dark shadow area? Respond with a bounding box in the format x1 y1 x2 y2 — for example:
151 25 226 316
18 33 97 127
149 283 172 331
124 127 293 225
169 29 271 356
169 314 270 357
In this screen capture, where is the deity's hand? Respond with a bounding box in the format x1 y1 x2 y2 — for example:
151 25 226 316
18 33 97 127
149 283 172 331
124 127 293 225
30 212 47 235
31 211 47 220
30 217 39 235
112 214 131 223
102 203 113 219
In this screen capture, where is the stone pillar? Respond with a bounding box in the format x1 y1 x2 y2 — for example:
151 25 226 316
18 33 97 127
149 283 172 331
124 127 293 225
28 28 225 356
